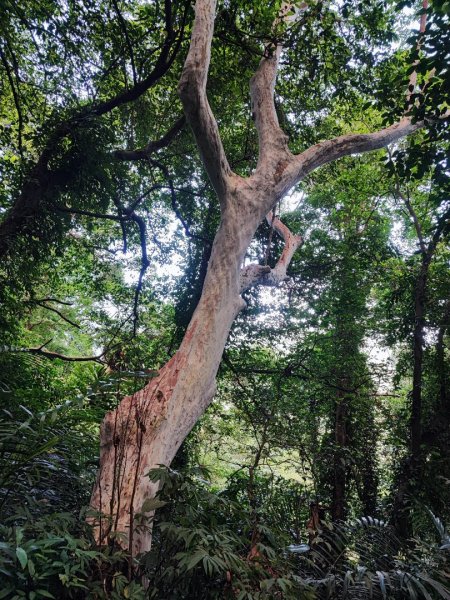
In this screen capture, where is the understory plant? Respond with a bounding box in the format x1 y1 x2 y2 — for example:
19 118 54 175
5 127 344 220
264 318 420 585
0 393 145 599
143 467 450 599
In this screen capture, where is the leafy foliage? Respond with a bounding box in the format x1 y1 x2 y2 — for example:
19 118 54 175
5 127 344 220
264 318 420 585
142 467 315 599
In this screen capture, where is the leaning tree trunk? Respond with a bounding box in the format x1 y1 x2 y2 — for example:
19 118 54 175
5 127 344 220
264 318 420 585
90 0 430 557
91 199 273 555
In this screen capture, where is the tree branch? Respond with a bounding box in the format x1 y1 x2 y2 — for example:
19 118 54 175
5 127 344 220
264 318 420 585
111 0 138 85
58 190 154 335
0 44 24 160
406 0 428 109
240 213 302 291
35 301 81 329
6 341 107 363
5 312 134 363
403 194 427 254
129 213 150 336
249 0 444 202
88 0 185 119
125 185 163 214
33 297 73 306
0 0 188 259
273 118 423 195
114 116 186 161
55 205 127 221
388 146 427 254
178 0 232 201
149 157 212 244
250 3 297 171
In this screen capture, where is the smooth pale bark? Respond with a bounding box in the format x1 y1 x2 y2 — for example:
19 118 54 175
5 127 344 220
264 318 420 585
90 0 435 556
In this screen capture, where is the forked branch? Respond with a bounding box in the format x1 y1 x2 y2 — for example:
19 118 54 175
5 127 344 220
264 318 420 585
240 213 302 292
247 0 442 198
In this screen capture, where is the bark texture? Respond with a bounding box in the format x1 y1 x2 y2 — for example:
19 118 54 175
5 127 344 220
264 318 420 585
90 0 433 555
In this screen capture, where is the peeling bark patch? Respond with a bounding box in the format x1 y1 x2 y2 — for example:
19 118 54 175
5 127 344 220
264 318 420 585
274 159 288 183
183 318 198 344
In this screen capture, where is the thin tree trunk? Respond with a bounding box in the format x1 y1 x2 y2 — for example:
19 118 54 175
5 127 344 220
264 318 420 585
410 258 429 462
391 250 428 540
332 392 348 521
436 302 450 418
391 202 449 539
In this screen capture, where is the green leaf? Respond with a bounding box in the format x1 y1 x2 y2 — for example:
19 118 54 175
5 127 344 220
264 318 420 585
15 547 27 569
186 548 207 571
140 498 167 512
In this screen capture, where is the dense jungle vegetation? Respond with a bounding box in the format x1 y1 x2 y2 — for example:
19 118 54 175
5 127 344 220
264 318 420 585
0 0 449 597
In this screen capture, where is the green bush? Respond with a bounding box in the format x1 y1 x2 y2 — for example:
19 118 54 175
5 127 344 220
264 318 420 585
142 467 314 599
0 398 145 599
141 467 450 599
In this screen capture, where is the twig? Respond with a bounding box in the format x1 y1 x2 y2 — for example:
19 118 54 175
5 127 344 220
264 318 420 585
126 184 162 214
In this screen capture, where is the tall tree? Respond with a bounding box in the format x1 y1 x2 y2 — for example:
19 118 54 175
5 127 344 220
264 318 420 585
386 153 450 538
89 0 446 556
